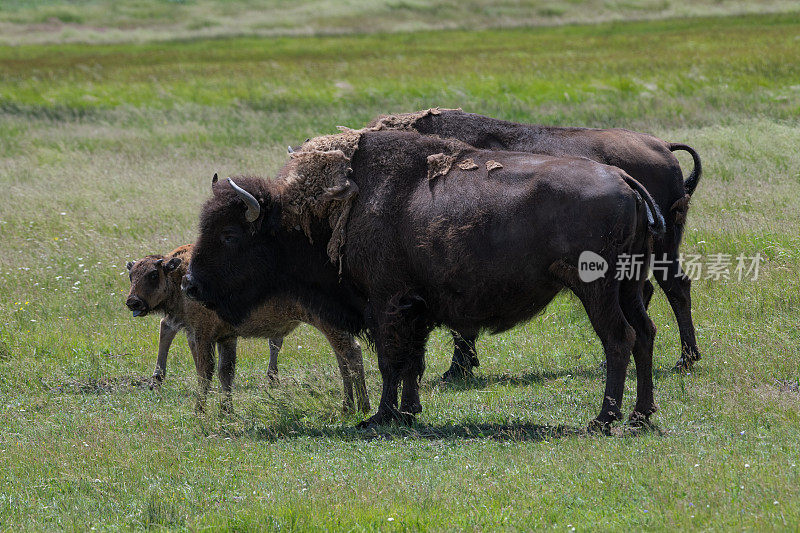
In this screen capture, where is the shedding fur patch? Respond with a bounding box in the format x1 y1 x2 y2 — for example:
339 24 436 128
486 160 504 172
368 107 461 131
427 153 457 181
278 148 357 269
670 194 691 225
457 158 479 170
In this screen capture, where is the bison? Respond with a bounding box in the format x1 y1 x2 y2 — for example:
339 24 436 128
125 243 370 414
364 108 702 377
183 129 664 430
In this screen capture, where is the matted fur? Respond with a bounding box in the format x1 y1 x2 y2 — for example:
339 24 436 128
278 148 354 267
368 107 461 131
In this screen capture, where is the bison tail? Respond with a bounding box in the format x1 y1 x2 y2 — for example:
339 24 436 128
669 142 703 197
622 174 666 239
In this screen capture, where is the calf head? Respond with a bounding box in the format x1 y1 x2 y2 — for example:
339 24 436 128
126 255 183 317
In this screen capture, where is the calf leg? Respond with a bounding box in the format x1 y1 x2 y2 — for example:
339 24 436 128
441 331 479 382
319 327 371 414
187 332 215 413
620 280 658 425
654 243 700 369
153 317 179 386
267 337 282 383
217 337 237 415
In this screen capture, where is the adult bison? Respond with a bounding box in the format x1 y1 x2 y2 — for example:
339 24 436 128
126 242 369 414
183 129 663 430
367 108 702 377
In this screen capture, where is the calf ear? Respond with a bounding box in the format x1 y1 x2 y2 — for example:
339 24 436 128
126 261 134 271
163 257 182 273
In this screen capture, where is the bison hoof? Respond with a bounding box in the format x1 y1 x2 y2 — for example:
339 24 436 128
628 410 654 428
674 349 701 372
356 408 415 429
149 372 164 390
587 418 613 435
441 364 475 383
588 406 623 434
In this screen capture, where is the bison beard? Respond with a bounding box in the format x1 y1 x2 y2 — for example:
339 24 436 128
369 108 702 374
186 130 663 430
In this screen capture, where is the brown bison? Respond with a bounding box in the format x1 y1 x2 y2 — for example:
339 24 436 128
183 129 664 430
365 108 702 377
125 243 370 414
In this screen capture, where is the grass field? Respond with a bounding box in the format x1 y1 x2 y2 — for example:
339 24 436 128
1 7 800 531
1 0 799 45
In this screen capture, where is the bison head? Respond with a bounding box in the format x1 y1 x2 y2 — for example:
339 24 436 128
182 174 283 326
126 255 183 317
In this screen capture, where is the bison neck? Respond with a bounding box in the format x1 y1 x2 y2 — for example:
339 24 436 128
265 222 367 337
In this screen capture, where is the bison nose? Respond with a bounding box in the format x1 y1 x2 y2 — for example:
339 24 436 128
181 274 199 300
126 296 144 311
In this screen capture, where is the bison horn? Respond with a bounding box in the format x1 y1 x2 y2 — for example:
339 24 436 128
287 146 294 154
227 178 261 222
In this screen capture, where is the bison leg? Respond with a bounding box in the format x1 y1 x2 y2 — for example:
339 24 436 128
653 245 700 369
267 337 283 383
642 279 655 309
575 282 635 432
187 332 216 413
152 317 179 387
619 280 658 426
358 296 430 428
441 331 479 382
217 337 237 415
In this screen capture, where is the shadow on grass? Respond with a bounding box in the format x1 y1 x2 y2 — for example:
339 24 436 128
434 362 687 392
433 365 605 392
211 415 664 442
217 419 586 443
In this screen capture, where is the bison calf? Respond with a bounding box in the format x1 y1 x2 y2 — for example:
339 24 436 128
125 244 370 414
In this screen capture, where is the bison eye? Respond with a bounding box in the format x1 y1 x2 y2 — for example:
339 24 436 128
148 270 159 281
221 233 240 246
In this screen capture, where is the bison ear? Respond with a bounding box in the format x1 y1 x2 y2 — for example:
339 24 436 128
323 178 359 201
211 173 219 191
126 261 134 271
163 257 182 273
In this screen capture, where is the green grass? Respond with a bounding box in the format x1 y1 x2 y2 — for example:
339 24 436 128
1 10 800 531
1 0 798 45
